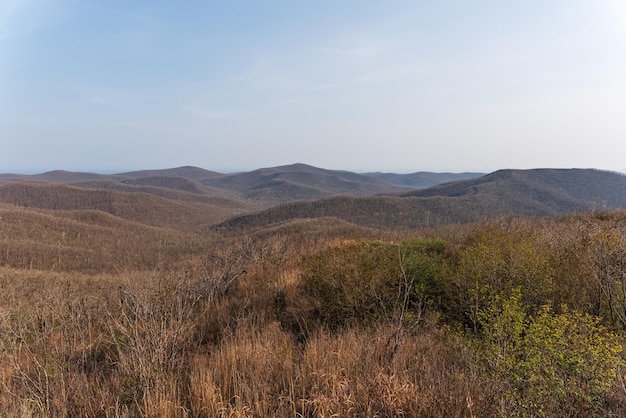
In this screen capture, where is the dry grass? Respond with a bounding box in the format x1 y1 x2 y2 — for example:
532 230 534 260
2 204 626 416
0 251 489 417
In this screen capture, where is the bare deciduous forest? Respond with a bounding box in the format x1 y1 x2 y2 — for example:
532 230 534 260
2 166 626 417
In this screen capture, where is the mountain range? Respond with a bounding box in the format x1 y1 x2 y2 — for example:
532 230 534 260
215 167 626 231
2 164 625 232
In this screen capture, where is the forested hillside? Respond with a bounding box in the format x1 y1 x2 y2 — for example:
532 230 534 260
219 168 626 231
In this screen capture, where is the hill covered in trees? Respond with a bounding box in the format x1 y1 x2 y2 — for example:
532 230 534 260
406 168 626 207
218 168 626 231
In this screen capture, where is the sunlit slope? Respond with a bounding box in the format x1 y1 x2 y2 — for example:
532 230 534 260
0 183 250 230
0 204 197 271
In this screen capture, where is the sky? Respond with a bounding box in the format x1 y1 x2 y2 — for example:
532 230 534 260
2 0 626 173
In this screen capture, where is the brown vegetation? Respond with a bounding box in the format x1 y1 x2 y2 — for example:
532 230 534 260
2 168 626 416
0 183 252 231
1 204 626 416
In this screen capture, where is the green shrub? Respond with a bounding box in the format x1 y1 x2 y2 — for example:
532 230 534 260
476 288 624 417
301 239 447 330
447 227 556 330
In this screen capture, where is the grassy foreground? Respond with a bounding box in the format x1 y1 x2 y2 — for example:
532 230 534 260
1 212 626 416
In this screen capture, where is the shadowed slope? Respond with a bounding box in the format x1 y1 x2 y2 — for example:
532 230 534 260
121 176 208 194
201 163 407 202
216 169 626 231
406 169 626 209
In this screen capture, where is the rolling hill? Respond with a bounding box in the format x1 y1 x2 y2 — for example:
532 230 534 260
405 169 626 209
2 164 487 207
0 182 253 231
216 168 626 231
3 164 626 417
121 176 208 194
200 163 408 202
0 164 410 206
115 166 223 181
0 203 194 271
4 166 625 233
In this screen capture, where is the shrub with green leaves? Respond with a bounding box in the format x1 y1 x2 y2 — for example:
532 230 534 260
301 239 447 329
445 226 558 331
476 288 624 417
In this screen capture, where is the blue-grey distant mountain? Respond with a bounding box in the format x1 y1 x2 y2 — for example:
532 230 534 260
115 166 223 181
1 164 481 203
364 171 483 188
0 166 222 184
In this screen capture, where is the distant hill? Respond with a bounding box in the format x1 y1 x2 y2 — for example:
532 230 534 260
116 166 223 181
216 168 626 231
195 163 396 201
200 163 407 202
0 166 223 184
8 166 620 232
405 169 626 209
364 171 483 188
23 170 111 183
1 164 485 204
72 180 249 207
121 176 207 194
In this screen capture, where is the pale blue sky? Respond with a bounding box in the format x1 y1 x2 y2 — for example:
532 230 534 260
2 0 626 173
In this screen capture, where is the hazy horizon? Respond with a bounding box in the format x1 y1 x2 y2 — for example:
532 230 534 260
4 163 626 178
2 1 626 173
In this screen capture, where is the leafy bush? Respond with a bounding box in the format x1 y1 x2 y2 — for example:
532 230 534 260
476 288 624 417
301 239 447 329
446 226 556 330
